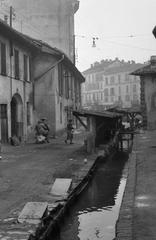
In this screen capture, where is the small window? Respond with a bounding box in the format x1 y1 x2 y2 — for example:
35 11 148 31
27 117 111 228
105 97 108 102
125 95 130 101
126 85 129 93
105 77 108 85
14 49 19 79
110 87 115 96
133 84 137 93
1 42 7 76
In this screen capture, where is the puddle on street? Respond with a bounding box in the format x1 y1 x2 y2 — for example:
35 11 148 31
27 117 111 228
54 152 128 240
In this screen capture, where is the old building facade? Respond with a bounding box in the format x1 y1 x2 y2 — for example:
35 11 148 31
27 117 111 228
0 20 84 143
0 20 37 143
33 41 84 137
132 56 156 130
82 59 143 110
7 0 79 62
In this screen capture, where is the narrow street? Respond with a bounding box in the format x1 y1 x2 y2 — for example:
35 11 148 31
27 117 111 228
0 132 95 221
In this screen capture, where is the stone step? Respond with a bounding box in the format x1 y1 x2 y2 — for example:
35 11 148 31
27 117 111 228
50 178 72 198
18 202 48 224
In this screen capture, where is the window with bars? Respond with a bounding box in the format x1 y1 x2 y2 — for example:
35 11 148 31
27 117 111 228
14 49 20 79
1 42 7 76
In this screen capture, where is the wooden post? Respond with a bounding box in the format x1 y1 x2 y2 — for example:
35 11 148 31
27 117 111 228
0 140 2 160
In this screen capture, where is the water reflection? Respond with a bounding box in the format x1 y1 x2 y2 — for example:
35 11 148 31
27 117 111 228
56 152 128 240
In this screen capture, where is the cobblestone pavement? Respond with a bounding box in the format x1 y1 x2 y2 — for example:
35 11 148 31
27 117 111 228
0 130 96 221
115 130 156 240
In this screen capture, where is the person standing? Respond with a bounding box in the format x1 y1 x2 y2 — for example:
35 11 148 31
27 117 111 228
41 118 50 143
65 119 74 144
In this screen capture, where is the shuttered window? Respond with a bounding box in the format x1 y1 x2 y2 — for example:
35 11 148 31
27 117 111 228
24 54 28 81
14 49 19 79
1 42 6 76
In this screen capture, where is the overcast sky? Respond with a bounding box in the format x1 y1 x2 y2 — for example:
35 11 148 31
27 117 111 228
75 0 156 71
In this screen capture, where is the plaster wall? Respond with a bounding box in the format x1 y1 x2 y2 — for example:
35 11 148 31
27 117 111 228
144 76 156 129
8 0 77 61
0 34 34 141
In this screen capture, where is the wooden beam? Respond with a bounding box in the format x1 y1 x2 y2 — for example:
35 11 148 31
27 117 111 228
74 114 87 129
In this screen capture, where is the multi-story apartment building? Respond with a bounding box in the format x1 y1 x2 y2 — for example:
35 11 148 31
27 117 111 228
82 58 144 110
0 19 84 143
0 19 37 143
7 0 79 62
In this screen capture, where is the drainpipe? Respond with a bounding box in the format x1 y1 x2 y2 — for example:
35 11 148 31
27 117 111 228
9 40 13 140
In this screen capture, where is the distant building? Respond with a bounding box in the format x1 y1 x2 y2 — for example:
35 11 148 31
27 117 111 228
7 0 79 62
132 56 156 130
82 58 144 110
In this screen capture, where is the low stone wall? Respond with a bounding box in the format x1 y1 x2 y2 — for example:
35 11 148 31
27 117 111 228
115 150 137 240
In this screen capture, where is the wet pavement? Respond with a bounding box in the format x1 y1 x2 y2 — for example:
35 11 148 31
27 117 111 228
116 129 156 240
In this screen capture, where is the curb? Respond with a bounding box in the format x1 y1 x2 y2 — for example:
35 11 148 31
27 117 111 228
115 150 137 240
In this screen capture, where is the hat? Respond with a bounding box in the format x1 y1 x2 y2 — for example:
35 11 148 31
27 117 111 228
41 117 47 120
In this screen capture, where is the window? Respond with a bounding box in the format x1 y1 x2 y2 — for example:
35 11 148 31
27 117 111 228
125 74 129 81
26 102 31 126
104 97 108 102
118 96 121 101
104 88 108 96
111 96 114 102
14 49 19 79
110 76 115 84
105 77 108 85
125 95 130 101
1 42 6 76
133 84 137 93
24 55 28 81
58 63 64 96
0 104 7 119
110 87 115 96
126 85 129 93
119 86 121 94
118 75 121 83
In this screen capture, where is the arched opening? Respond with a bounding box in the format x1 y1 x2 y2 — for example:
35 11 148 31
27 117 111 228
11 93 23 140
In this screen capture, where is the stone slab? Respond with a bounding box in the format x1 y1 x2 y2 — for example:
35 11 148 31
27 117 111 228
18 202 48 224
50 178 72 197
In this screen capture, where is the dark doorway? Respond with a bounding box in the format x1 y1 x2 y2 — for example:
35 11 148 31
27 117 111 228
0 104 8 143
11 94 23 140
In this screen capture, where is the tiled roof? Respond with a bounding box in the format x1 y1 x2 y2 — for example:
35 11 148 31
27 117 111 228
0 19 85 83
83 60 144 76
104 63 143 75
131 64 156 76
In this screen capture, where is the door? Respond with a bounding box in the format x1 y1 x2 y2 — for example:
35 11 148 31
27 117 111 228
0 104 8 143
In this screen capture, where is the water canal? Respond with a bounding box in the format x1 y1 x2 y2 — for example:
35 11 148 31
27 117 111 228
54 152 129 240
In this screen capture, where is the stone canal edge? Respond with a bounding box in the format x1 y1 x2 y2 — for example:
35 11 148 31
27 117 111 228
115 150 137 240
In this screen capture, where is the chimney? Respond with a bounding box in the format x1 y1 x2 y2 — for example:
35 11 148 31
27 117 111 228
150 56 156 67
